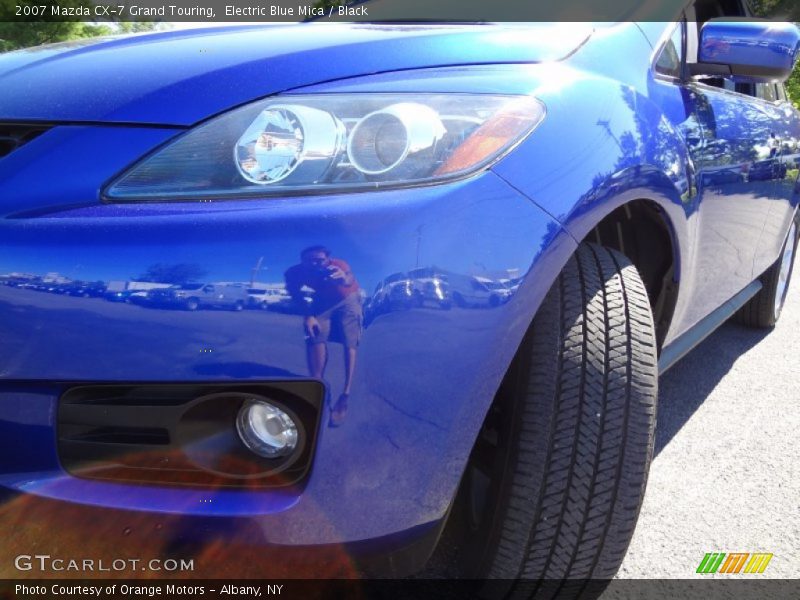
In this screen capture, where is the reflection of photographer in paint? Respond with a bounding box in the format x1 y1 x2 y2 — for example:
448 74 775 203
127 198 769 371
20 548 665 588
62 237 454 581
768 132 780 158
284 246 362 427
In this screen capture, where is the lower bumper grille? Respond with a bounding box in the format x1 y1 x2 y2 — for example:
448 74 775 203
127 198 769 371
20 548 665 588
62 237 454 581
57 382 323 489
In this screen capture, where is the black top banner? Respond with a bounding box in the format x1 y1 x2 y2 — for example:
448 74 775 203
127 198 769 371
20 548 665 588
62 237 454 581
0 0 790 23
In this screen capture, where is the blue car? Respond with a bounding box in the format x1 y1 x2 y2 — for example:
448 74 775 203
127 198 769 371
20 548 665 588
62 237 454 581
1 7 799 584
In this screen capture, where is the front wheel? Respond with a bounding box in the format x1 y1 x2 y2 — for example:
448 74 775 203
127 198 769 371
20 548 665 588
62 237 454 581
451 243 658 589
734 216 798 328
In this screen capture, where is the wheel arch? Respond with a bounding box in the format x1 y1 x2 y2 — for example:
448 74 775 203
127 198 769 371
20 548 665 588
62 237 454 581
554 170 688 352
432 176 689 546
452 172 689 483
578 197 681 351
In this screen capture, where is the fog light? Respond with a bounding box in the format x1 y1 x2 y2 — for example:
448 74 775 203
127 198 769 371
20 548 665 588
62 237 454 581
236 399 299 458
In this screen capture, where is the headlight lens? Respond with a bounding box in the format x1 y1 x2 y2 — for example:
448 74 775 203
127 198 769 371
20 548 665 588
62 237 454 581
106 94 545 201
235 104 345 184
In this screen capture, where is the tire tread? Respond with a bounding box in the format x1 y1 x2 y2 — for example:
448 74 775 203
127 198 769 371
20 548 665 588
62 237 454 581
483 244 658 594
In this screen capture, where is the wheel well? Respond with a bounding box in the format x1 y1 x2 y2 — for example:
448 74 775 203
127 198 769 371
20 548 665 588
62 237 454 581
584 200 678 351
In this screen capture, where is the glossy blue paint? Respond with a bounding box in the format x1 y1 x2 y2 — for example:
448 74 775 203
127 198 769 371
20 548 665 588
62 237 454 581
1 20 799 557
699 19 800 82
0 170 577 542
0 23 591 126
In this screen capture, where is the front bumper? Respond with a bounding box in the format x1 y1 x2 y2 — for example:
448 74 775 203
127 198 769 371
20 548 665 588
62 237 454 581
0 124 575 554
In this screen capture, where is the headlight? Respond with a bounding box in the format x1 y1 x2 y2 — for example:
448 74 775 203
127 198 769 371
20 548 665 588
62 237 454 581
105 94 545 201
236 104 345 184
347 102 445 176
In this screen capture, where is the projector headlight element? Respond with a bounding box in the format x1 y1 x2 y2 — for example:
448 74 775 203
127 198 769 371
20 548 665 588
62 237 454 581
347 102 446 175
235 104 345 184
106 94 546 201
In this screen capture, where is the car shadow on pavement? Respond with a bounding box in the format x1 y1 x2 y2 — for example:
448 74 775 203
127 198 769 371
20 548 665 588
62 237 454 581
654 321 771 457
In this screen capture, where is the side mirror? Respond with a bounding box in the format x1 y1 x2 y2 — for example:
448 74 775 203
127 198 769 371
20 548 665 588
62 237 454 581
693 19 800 82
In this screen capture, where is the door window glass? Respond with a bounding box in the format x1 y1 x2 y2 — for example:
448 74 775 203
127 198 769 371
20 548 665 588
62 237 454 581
655 22 684 78
757 83 778 103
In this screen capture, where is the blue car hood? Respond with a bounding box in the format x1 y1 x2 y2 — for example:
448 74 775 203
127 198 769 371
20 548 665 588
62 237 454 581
0 23 591 126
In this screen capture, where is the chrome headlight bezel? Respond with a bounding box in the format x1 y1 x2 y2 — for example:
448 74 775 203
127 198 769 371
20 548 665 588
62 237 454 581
103 93 546 203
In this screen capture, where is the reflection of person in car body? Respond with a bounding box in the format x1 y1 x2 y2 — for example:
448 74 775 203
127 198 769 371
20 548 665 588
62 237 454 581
768 132 780 158
284 245 361 427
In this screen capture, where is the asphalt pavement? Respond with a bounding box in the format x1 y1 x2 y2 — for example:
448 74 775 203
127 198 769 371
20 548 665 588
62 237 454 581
618 279 800 579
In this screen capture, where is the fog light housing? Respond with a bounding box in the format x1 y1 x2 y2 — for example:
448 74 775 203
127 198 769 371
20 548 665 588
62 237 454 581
236 399 299 458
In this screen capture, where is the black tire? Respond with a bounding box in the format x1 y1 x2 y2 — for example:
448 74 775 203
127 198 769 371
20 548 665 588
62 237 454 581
734 215 798 328
452 243 658 593
185 297 200 311
233 300 245 311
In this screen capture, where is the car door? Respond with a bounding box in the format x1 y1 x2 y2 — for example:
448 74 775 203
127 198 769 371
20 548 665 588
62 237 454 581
647 4 783 335
683 78 784 324
202 284 217 306
753 82 800 276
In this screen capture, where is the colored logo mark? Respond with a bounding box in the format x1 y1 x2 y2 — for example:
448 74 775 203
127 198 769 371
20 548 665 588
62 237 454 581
696 552 773 574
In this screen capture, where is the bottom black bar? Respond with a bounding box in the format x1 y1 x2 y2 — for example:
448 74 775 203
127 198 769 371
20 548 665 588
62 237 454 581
1 579 799 600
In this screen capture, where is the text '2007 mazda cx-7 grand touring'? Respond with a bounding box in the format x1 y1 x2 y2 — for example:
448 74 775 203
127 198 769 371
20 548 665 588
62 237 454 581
0 1 799 589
